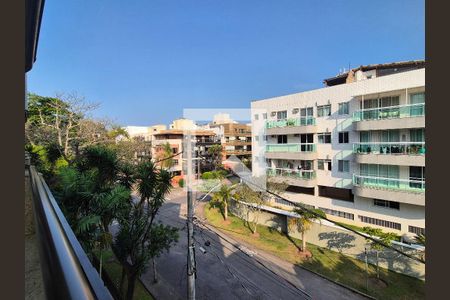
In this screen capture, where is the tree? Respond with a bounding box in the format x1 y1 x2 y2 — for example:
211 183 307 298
212 184 236 221
414 233 425 262
207 144 223 170
113 160 178 300
26 92 100 160
234 184 262 234
154 142 175 170
362 227 397 279
288 207 326 253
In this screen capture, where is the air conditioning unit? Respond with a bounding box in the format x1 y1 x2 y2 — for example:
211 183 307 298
271 135 276 138
292 108 299 114
271 112 276 117
294 134 300 137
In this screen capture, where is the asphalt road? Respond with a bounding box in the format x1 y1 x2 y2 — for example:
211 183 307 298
135 188 369 300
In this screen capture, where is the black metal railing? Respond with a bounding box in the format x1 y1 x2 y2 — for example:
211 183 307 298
29 165 113 300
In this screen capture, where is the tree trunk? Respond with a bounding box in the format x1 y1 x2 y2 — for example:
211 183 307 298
302 231 306 252
99 251 103 280
152 258 158 283
376 251 380 279
126 272 137 300
224 201 228 220
119 267 126 297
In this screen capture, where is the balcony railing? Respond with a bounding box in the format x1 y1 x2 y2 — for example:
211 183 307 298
266 117 316 129
267 168 316 180
29 165 113 300
266 143 316 153
353 103 425 122
353 142 425 155
353 174 425 192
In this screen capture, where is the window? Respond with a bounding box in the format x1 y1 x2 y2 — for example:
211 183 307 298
263 135 268 141
410 92 425 104
374 199 400 210
318 186 353 202
172 148 177 153
338 160 349 172
358 215 401 230
338 102 349 115
317 159 324 170
262 113 267 119
408 226 425 235
317 104 331 117
409 166 425 189
410 129 425 142
277 110 287 120
317 159 332 171
254 114 259 120
318 132 331 144
319 207 354 220
277 135 287 144
338 132 349 144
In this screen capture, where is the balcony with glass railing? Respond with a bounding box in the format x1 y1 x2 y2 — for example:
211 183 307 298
353 142 425 155
267 167 316 180
353 174 425 192
266 117 316 129
266 143 316 153
353 103 425 122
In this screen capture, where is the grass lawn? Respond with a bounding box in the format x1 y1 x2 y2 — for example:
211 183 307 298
204 204 424 300
95 249 154 300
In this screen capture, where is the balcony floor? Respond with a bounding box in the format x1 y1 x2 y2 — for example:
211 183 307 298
25 169 45 300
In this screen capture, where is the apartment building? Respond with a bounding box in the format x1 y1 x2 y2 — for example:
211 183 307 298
209 122 252 161
251 61 425 238
152 129 219 176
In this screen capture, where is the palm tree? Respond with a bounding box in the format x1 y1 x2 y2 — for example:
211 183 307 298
212 184 236 220
113 159 178 300
157 142 175 170
414 233 425 262
288 207 325 253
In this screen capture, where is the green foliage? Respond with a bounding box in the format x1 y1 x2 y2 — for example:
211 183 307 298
414 233 425 246
201 170 227 180
77 145 119 190
178 178 184 188
362 226 397 251
27 93 71 126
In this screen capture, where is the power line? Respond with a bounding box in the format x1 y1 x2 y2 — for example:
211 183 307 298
154 210 311 299
194 217 312 299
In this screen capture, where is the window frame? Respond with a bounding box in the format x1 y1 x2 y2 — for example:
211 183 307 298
338 102 349 115
338 131 349 144
338 160 349 173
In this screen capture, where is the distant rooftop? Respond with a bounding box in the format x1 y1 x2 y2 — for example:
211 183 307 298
323 60 425 87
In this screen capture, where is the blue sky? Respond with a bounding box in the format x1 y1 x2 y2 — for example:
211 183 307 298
28 0 424 126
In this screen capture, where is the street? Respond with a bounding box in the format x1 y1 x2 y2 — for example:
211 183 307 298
136 188 369 300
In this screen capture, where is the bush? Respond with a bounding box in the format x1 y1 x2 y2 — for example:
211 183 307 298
201 172 213 180
178 178 185 188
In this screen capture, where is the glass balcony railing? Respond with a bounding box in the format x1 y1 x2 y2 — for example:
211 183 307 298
266 143 316 153
266 117 316 129
353 103 425 122
353 174 425 192
267 168 316 180
353 142 425 155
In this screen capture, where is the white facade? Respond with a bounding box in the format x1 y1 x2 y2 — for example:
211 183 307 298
251 68 425 237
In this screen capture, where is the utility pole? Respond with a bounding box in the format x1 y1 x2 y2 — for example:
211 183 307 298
185 132 196 300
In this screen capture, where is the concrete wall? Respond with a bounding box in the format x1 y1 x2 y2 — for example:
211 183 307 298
230 201 425 280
